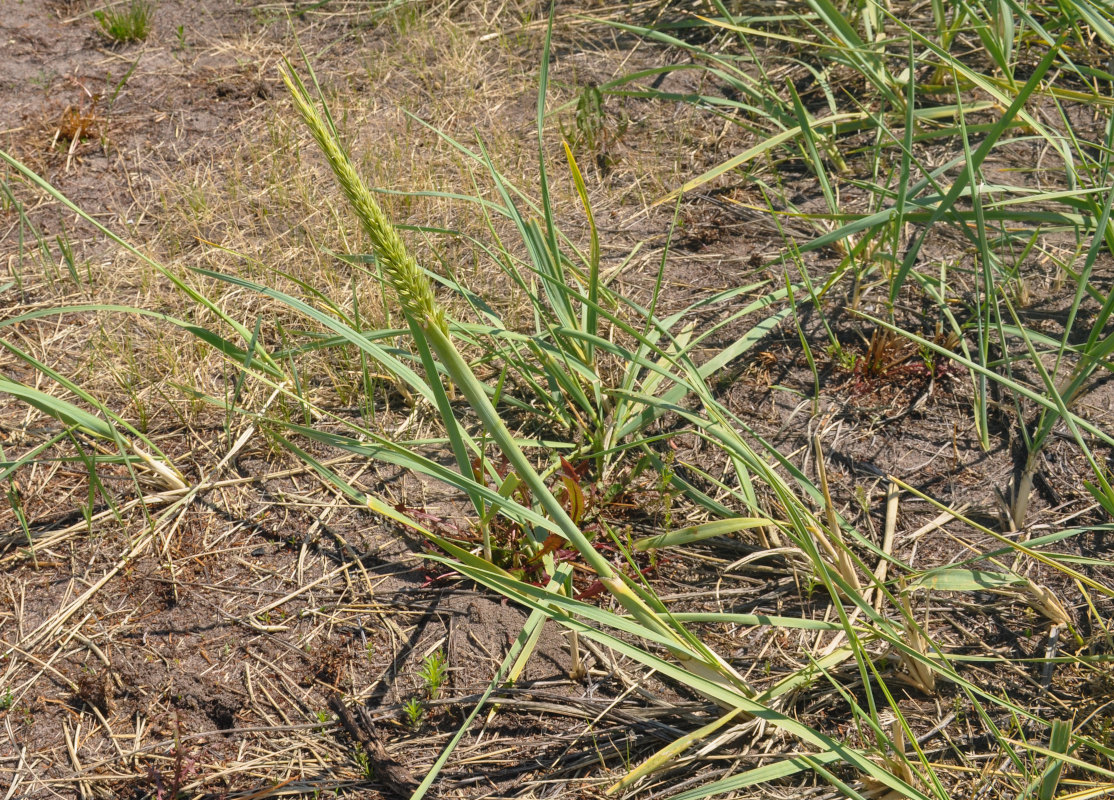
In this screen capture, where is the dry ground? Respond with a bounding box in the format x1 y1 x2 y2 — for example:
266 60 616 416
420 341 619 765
1 1 1112 799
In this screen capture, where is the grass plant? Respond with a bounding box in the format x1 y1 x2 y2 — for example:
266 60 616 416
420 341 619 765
94 0 155 44
0 1 1112 798
268 33 1113 794
602 0 1114 528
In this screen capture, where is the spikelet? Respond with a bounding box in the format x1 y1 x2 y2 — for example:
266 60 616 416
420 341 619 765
280 64 447 338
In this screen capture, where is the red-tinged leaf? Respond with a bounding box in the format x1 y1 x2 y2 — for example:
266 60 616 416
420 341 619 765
526 533 565 565
560 455 592 481
575 580 606 601
561 474 586 524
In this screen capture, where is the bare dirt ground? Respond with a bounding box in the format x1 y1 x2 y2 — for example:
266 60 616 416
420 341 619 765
2 1 1113 799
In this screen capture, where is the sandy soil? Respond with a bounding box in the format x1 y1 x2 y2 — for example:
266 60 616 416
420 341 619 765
1 1 1112 798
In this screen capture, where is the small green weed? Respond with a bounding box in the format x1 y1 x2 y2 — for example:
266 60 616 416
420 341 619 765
571 84 605 153
654 451 677 530
0 688 13 711
352 745 374 780
94 0 154 44
418 649 448 698
29 69 55 94
562 83 626 172
402 697 424 729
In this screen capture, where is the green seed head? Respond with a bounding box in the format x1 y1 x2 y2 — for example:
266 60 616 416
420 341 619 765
282 65 447 336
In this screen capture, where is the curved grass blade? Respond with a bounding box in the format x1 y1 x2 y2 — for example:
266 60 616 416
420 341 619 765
0 150 280 375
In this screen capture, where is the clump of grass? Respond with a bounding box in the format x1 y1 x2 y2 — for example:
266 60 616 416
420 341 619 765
94 0 154 44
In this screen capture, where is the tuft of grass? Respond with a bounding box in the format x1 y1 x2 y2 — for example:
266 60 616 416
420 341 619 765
94 0 154 44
